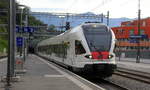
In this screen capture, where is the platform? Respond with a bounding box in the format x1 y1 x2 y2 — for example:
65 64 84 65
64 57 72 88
0 55 104 90
116 57 150 73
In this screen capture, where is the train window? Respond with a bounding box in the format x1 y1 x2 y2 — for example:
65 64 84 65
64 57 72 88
82 25 108 32
75 40 86 55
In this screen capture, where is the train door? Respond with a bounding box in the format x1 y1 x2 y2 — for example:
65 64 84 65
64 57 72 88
66 40 74 66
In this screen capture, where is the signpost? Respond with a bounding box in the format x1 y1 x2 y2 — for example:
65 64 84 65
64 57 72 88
16 26 35 61
129 34 148 63
16 37 23 47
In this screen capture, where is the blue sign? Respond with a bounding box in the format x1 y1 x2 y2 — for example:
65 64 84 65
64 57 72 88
141 35 148 39
129 39 139 43
16 37 23 47
23 27 35 33
130 35 142 39
28 27 34 33
16 26 36 33
23 27 29 32
130 35 148 39
16 26 20 32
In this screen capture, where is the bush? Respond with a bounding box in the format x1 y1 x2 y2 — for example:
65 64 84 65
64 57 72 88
0 37 7 53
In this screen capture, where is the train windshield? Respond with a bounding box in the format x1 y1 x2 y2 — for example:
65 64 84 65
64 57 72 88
82 24 112 52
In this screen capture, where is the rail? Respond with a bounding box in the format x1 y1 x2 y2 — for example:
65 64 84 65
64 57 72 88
115 67 150 84
101 79 130 90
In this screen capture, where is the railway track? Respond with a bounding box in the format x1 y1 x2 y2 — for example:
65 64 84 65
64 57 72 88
100 79 130 90
78 74 130 90
115 67 150 84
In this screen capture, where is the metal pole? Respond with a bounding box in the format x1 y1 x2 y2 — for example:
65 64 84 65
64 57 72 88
10 0 16 77
107 11 109 26
66 13 69 21
6 0 15 86
23 9 28 61
23 37 26 62
25 9 29 56
119 41 121 61
101 13 103 23
136 0 141 63
25 9 28 27
20 8 23 56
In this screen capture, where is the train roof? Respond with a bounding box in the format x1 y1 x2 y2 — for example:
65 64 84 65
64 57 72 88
38 23 108 46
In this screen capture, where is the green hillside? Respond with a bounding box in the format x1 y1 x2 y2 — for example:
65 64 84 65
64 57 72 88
0 1 44 54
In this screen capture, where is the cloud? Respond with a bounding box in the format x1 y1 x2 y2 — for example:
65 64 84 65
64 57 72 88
31 8 66 12
17 0 150 18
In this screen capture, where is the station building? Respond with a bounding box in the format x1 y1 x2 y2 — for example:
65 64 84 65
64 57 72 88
112 17 150 58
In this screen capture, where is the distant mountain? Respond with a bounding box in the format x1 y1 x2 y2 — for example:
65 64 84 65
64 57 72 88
80 12 96 15
31 12 132 30
109 18 132 27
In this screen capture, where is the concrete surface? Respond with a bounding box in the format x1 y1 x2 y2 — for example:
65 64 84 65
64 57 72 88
0 55 104 90
116 57 150 73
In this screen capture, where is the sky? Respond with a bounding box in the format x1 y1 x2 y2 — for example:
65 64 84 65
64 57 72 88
17 0 150 18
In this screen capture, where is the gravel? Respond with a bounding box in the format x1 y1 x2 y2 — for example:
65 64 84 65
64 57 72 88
106 74 150 90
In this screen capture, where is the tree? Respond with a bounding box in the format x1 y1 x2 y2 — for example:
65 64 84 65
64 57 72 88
0 1 45 53
0 0 8 53
48 24 56 31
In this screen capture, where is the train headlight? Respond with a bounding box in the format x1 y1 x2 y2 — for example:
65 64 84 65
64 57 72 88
108 55 113 59
89 55 92 59
85 55 92 59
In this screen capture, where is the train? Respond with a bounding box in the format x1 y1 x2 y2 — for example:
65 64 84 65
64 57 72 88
36 22 117 78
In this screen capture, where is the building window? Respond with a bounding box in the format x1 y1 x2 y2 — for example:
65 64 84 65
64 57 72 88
140 29 145 35
129 29 134 35
119 29 124 34
116 29 125 34
142 21 146 26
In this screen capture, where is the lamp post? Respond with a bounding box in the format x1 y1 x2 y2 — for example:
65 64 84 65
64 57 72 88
18 5 28 61
101 13 103 23
107 11 109 26
118 40 121 61
59 16 65 31
136 0 141 63
19 6 24 57
7 0 16 86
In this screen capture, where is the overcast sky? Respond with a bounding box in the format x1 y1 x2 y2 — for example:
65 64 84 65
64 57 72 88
17 0 150 18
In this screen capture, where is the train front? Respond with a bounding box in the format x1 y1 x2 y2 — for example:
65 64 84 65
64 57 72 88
82 23 116 77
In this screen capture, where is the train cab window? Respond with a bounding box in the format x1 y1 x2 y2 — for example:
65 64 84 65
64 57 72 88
75 40 86 55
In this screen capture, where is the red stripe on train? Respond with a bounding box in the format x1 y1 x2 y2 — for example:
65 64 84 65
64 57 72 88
91 51 109 60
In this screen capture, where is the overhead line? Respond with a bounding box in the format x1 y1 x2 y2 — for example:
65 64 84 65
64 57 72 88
66 0 78 12
89 0 113 12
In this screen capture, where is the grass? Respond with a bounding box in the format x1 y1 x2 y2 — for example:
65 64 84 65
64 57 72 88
0 27 8 54
0 37 7 53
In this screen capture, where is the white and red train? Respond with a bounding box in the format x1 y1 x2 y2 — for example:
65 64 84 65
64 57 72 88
37 22 117 78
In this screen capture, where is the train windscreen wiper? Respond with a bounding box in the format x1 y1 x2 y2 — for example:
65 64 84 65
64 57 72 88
89 42 99 52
